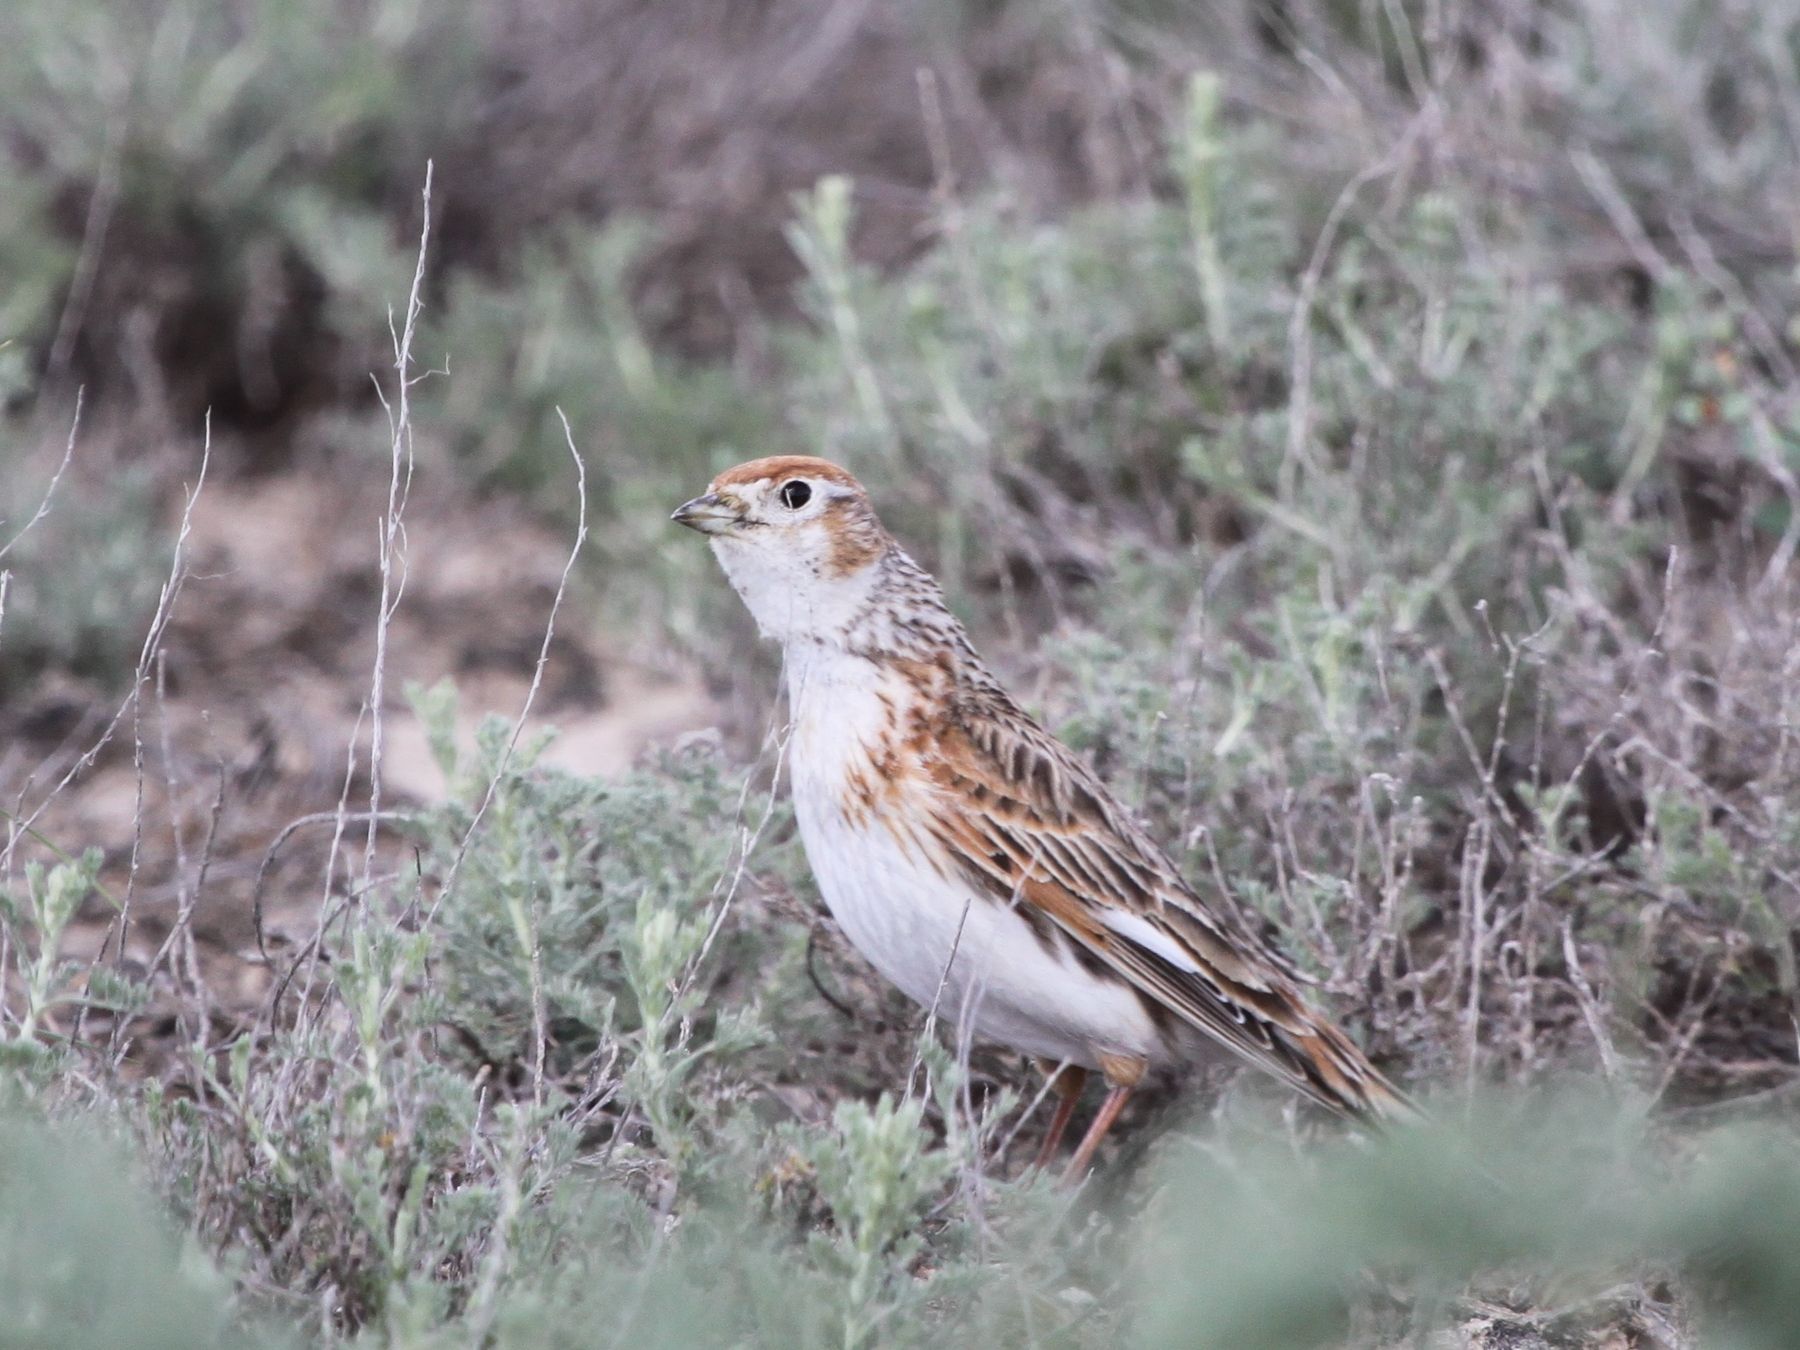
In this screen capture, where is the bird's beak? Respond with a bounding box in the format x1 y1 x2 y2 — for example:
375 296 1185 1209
671 492 740 535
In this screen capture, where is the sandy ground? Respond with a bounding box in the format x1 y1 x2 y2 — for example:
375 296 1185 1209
2 462 716 1021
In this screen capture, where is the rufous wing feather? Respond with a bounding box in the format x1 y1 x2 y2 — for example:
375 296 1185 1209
918 697 1415 1121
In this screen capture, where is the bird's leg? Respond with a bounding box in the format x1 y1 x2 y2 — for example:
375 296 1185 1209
1060 1085 1132 1185
1060 1053 1144 1185
1029 1062 1088 1172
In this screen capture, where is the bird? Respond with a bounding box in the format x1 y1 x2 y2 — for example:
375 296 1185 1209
673 455 1412 1180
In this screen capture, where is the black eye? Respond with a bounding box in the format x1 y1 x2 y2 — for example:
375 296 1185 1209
779 480 812 509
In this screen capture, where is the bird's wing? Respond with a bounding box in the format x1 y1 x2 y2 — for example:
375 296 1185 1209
917 696 1412 1119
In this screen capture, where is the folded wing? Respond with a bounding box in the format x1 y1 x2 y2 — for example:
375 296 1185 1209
917 694 1412 1120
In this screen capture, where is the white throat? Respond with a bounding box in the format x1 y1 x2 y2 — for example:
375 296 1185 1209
708 533 879 647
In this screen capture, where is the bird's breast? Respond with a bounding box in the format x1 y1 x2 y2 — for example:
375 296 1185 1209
784 644 918 820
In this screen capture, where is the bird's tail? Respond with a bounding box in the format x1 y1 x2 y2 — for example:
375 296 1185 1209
1293 1010 1424 1126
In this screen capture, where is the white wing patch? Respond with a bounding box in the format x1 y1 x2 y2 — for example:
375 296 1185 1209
1098 907 1203 974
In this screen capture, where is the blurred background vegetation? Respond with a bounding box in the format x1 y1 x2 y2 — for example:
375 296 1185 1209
2 0 1799 1345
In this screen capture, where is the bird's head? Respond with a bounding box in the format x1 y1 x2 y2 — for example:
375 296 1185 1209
672 455 892 644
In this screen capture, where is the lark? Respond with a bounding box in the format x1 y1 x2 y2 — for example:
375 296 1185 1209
674 456 1410 1179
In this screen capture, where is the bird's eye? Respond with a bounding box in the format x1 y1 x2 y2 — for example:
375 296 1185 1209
779 480 812 510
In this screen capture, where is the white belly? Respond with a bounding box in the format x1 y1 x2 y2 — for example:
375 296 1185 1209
798 799 1163 1069
783 644 1163 1071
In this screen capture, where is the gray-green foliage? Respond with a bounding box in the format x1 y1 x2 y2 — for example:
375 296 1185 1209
0 456 163 697
0 849 113 1060
3 2 1800 1346
1135 1096 1800 1350
0 0 476 405
409 681 774 1169
135 686 804 1336
19 1067 1800 1348
0 1116 263 1350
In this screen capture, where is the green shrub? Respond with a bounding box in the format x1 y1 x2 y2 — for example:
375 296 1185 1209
0 0 475 416
0 448 163 698
2 4 1799 1346
0 1113 269 1349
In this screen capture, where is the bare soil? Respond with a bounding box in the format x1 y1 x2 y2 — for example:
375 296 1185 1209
3 461 714 1028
